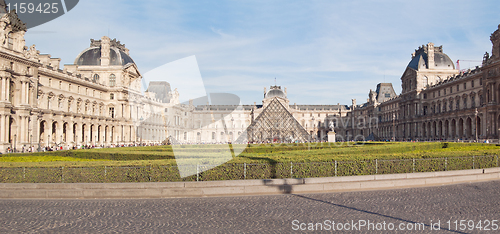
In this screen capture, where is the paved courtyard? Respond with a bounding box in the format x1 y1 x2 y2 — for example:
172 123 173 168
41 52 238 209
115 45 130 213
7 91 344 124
0 181 499 233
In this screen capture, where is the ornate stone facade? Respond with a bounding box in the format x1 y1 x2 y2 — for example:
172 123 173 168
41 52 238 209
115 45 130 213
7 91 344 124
333 24 500 142
7 11 500 153
0 11 349 152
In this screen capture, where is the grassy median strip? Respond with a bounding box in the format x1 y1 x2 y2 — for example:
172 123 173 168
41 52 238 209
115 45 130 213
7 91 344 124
1 142 499 166
0 142 498 183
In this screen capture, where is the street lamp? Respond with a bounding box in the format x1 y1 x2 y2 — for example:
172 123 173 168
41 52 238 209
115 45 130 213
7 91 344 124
475 108 478 142
231 117 234 142
30 134 32 152
38 134 41 152
13 134 16 152
139 116 143 146
392 113 396 141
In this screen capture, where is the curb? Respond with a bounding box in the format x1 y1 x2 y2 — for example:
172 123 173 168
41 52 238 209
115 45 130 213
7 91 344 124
1 168 499 199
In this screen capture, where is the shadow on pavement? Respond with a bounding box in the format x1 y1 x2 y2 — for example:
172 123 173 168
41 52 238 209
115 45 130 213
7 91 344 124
290 193 466 234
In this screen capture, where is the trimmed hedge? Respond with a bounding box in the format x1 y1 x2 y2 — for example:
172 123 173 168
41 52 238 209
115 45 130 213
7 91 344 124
1 155 497 183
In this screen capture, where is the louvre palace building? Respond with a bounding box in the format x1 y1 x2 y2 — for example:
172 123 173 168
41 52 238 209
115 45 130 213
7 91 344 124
331 25 500 143
2 8 500 153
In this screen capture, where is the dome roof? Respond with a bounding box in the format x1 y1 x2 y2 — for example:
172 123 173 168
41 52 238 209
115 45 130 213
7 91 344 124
407 44 455 70
265 86 287 99
74 47 135 66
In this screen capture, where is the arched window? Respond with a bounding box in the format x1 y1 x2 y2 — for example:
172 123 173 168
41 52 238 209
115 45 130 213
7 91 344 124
109 74 116 87
93 74 100 83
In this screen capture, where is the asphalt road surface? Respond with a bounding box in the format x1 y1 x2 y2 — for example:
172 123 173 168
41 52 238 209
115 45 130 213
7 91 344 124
1 181 499 233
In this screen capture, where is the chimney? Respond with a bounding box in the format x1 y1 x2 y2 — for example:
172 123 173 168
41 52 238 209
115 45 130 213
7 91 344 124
101 36 110 66
427 42 434 69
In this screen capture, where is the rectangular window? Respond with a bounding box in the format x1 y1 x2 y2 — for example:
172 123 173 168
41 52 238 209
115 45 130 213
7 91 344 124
463 83 467 89
457 85 459 92
109 107 115 118
471 80 474 87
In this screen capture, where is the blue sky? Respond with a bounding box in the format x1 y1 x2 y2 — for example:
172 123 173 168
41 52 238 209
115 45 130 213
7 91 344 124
23 0 500 105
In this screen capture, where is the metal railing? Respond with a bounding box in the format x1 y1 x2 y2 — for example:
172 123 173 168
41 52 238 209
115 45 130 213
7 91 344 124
0 155 497 183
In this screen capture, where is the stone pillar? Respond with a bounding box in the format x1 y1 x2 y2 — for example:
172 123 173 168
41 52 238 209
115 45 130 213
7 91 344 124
5 77 9 102
67 120 73 147
18 116 24 144
25 81 29 104
85 123 89 144
20 81 25 104
0 114 4 143
76 123 82 144
1 77 5 101
131 124 136 142
5 115 10 144
44 120 50 147
56 121 63 145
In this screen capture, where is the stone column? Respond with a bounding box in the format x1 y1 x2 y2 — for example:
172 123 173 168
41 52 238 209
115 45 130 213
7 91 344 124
18 116 24 144
44 120 50 147
0 114 4 143
21 81 26 104
76 122 82 144
67 120 74 147
1 77 5 101
25 80 29 104
56 121 62 145
85 122 90 145
5 77 9 102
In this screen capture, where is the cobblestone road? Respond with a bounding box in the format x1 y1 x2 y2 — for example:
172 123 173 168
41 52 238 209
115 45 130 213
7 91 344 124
0 181 499 233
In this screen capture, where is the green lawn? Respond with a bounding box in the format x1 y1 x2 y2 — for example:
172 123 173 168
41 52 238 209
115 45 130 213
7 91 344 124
0 142 499 168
